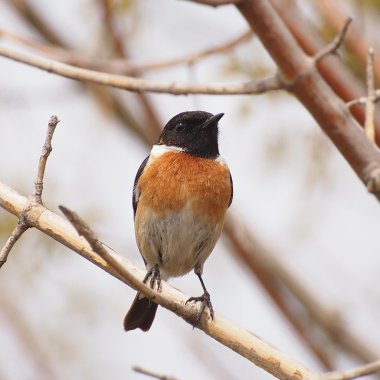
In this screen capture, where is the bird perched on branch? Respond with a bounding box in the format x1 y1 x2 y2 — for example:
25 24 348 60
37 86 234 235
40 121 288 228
124 111 233 331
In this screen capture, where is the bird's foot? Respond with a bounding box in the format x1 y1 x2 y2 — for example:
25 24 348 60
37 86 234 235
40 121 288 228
143 264 162 291
186 290 214 328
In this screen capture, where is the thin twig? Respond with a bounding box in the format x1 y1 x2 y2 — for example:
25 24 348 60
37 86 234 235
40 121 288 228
281 17 352 91
319 358 380 380
238 1 380 199
0 28 60 54
365 48 376 142
314 17 352 62
0 215 29 267
0 115 59 268
0 45 283 95
98 0 163 139
32 115 59 204
6 0 66 46
269 0 380 142
310 0 380 90
99 0 125 58
6 0 155 145
59 206 111 260
136 30 253 73
0 27 253 74
346 89 380 108
133 365 179 380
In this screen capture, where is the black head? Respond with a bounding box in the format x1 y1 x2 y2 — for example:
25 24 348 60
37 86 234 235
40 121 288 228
158 111 224 159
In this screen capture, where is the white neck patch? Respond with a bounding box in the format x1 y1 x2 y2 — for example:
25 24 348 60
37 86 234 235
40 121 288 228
150 144 184 158
149 144 225 165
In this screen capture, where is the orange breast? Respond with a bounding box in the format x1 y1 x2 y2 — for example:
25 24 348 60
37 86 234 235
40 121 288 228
137 152 231 223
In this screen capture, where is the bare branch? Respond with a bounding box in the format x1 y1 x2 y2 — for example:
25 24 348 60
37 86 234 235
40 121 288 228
269 0 380 142
319 358 380 380
5 0 157 145
283 17 352 90
0 27 253 74
148 30 253 70
0 45 283 95
237 1 380 199
133 365 179 380
310 0 380 86
0 180 315 380
365 48 376 142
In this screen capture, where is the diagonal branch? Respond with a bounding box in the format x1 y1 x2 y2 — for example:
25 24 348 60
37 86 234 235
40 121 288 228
224 215 379 366
268 0 380 144
224 217 334 369
236 1 380 199
0 180 314 380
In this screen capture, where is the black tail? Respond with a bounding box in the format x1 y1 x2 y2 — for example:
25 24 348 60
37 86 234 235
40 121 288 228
124 293 158 332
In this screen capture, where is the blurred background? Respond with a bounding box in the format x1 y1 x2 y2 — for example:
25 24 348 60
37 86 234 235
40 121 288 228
1 0 380 379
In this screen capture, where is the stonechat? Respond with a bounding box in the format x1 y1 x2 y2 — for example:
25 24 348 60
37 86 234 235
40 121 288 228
124 111 233 331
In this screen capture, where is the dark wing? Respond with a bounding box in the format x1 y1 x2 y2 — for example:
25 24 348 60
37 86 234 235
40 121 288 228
132 156 150 218
228 172 233 207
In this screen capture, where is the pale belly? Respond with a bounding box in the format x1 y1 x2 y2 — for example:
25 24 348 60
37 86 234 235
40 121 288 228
135 202 223 280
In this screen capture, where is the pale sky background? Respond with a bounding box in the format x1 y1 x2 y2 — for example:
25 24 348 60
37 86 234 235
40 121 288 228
1 1 380 379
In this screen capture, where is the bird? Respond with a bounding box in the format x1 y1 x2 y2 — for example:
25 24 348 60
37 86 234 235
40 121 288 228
124 111 233 332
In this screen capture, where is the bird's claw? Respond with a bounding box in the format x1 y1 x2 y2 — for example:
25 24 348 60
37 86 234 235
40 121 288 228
143 264 161 291
186 291 214 328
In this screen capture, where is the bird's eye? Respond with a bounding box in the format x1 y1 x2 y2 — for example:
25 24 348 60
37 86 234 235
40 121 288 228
174 122 186 132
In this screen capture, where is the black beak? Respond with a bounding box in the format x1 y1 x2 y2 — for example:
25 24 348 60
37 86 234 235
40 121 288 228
200 113 224 128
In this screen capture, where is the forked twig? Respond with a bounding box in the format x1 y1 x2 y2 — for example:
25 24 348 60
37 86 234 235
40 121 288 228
0 115 59 268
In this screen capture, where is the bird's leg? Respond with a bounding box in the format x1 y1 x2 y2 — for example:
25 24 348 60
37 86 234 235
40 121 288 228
186 272 214 327
143 264 162 291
